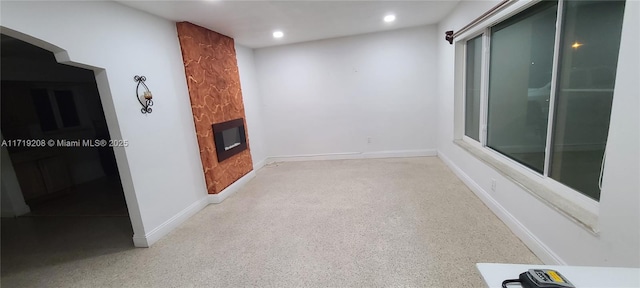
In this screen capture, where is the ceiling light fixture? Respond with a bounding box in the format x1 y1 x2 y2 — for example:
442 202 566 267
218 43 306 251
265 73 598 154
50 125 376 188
273 31 284 39
384 14 396 23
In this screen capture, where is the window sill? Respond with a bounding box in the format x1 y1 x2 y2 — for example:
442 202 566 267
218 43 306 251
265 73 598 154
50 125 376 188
453 139 599 235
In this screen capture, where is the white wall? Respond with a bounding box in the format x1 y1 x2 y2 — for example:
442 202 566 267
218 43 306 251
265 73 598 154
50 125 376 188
235 44 267 169
254 26 438 159
436 1 639 267
1 1 208 246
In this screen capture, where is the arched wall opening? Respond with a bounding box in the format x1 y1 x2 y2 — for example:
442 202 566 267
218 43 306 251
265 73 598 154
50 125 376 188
1 27 146 241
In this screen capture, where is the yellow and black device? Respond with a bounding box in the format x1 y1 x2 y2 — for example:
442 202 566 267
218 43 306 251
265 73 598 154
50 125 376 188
502 269 575 288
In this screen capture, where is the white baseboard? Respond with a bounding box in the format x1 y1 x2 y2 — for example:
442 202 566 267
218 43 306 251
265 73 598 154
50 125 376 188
253 158 266 171
363 149 437 158
132 196 209 248
208 170 256 204
438 151 566 265
267 152 361 163
132 169 258 247
267 149 437 164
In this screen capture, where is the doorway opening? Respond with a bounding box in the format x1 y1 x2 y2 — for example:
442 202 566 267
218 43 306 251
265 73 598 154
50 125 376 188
1 34 134 275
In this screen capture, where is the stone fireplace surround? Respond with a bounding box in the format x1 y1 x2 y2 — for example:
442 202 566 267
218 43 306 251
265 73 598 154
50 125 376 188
176 22 253 194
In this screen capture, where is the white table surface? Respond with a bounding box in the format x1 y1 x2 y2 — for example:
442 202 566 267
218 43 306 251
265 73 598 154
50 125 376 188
476 263 640 288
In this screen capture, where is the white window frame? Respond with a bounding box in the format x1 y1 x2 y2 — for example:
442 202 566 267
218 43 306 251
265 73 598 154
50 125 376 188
454 0 604 232
461 31 485 149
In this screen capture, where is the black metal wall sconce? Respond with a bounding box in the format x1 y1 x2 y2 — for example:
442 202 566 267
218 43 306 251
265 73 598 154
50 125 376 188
134 75 153 114
445 30 454 45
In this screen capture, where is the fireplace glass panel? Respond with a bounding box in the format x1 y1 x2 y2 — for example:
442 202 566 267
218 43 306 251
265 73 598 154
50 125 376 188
222 127 241 151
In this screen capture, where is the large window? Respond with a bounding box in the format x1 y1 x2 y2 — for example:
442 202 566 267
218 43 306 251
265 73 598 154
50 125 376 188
463 0 626 201
487 1 557 173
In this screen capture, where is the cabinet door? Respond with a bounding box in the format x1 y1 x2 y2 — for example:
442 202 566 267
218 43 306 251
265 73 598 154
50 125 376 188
13 162 47 200
39 156 73 193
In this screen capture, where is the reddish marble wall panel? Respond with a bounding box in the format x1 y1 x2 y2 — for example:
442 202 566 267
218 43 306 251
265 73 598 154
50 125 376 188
176 22 253 194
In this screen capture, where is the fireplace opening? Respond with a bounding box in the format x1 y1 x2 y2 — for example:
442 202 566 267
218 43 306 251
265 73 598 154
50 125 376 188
212 118 247 162
222 127 241 151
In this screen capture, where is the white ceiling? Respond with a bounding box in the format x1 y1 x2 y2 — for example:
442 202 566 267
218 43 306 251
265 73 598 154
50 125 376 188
117 0 460 48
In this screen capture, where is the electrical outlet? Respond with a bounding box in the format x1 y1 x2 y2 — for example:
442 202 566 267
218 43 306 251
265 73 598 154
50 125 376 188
491 179 496 191
367 137 372 144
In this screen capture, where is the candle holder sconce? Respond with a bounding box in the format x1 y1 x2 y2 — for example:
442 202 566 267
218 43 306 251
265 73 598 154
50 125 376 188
134 75 153 114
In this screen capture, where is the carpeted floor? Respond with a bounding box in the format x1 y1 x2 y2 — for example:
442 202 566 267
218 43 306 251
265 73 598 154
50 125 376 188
1 157 541 287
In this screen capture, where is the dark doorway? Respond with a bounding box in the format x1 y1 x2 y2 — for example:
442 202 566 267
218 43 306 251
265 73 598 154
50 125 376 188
1 34 134 278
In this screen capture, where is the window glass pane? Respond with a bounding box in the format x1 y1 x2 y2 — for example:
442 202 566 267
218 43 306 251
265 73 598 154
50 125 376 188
465 35 482 141
54 90 80 128
550 0 625 201
487 1 557 173
31 89 58 132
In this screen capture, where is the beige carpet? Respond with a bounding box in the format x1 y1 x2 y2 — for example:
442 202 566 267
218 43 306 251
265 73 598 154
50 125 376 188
1 157 540 287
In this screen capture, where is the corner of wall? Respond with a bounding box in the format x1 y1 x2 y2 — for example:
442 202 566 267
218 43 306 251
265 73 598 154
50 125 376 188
132 196 209 247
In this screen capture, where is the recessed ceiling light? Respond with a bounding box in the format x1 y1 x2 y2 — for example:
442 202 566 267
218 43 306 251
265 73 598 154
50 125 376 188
273 31 284 39
384 15 396 23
